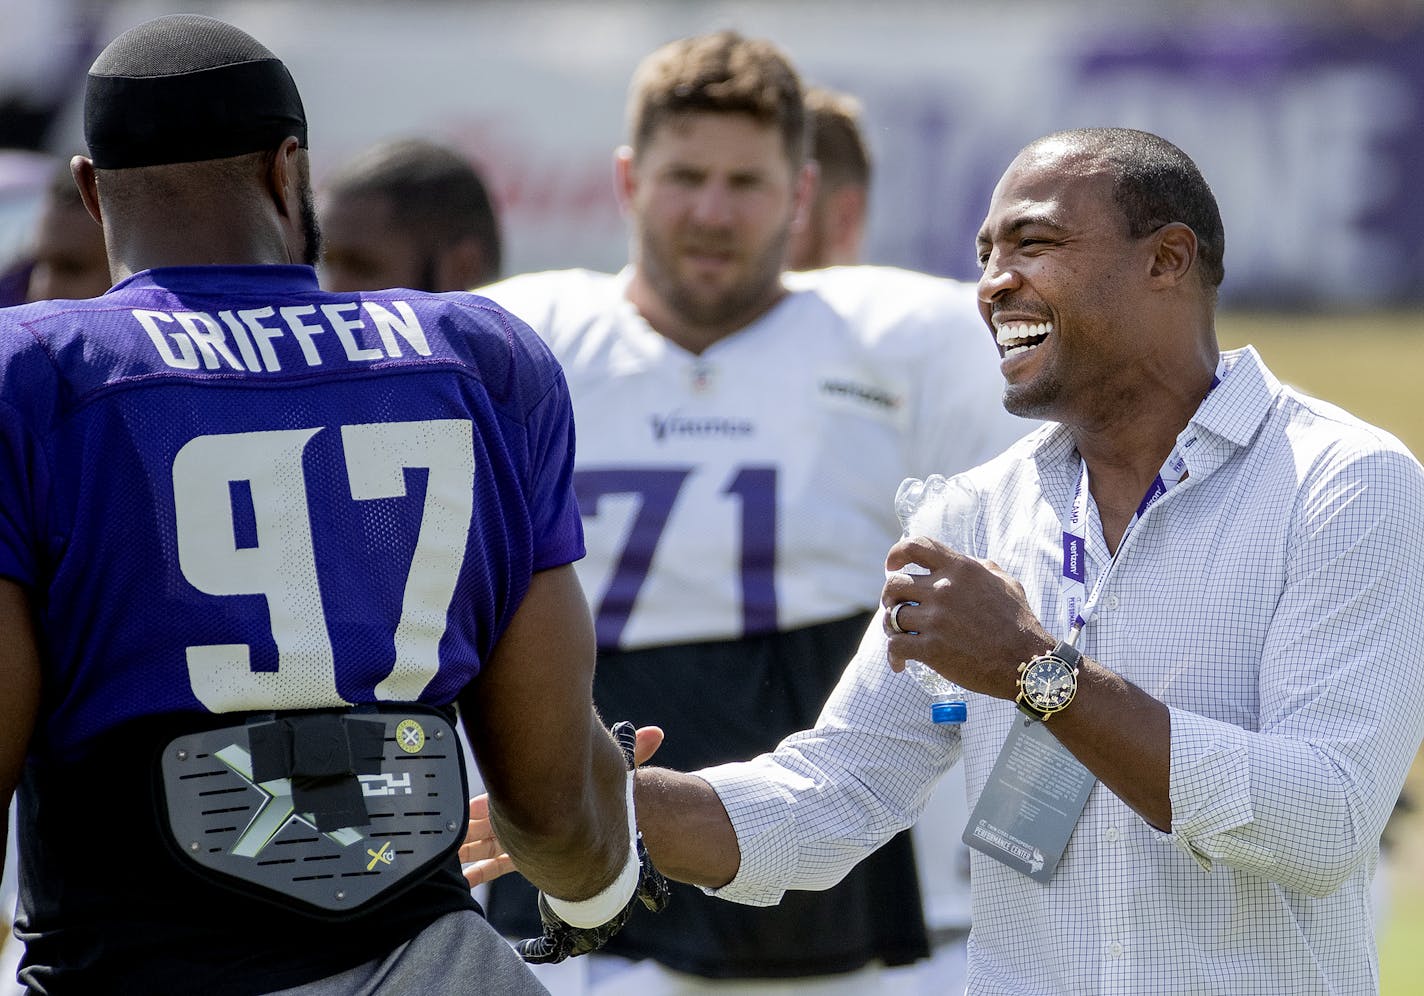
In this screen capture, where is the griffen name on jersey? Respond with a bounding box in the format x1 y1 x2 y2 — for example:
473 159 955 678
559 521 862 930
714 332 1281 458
135 299 430 372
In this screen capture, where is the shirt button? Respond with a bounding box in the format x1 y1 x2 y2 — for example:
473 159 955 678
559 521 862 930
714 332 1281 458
1105 594 1120 610
1107 941 1124 958
1106 827 1120 842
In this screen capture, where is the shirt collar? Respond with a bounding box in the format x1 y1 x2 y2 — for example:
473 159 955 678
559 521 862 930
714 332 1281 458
1189 345 1279 449
1028 345 1281 510
107 264 320 296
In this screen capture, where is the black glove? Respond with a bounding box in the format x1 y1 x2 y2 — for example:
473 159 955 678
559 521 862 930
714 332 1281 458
515 721 670 964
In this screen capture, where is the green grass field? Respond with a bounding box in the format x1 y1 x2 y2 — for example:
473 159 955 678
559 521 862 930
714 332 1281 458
1218 311 1424 457
1381 879 1424 996
1219 312 1424 995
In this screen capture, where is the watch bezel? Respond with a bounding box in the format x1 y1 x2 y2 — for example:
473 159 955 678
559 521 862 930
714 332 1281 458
1015 644 1080 721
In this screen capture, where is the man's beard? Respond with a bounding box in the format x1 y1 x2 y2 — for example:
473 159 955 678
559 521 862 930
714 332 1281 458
298 180 323 268
638 223 790 331
1002 376 1063 420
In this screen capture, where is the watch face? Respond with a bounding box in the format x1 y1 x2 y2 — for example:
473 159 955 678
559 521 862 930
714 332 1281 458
1022 656 1076 710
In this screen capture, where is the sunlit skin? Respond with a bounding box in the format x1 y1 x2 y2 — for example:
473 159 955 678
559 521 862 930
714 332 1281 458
618 112 814 354
976 146 1148 426
25 199 110 302
71 142 323 280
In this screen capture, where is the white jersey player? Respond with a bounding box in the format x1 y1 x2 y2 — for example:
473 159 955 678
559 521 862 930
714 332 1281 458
483 264 1023 651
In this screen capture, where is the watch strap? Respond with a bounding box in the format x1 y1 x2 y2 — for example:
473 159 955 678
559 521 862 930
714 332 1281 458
1050 639 1081 669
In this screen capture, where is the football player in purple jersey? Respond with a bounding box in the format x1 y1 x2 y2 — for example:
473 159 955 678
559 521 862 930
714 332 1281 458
0 14 659 995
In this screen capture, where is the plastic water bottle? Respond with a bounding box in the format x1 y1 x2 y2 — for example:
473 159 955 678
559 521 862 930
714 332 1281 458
893 475 976 725
908 665 969 725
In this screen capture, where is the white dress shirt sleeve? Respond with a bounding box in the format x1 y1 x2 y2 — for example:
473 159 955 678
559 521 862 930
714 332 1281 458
700 613 962 905
1168 440 1424 892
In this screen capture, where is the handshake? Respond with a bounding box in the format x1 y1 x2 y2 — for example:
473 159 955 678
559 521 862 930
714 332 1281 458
462 721 670 964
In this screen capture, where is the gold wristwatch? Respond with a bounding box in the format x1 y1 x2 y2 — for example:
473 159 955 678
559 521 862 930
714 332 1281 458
1015 640 1081 721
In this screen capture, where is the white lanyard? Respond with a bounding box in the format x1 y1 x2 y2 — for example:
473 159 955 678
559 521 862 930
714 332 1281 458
1059 361 1225 646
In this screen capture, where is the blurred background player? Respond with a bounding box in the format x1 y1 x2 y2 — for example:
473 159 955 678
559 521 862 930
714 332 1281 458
311 138 526 960
0 157 109 306
318 137 502 293
779 80 974 995
475 31 1030 994
309 107 942 988
785 86 870 273
23 157 109 301
0 14 648 993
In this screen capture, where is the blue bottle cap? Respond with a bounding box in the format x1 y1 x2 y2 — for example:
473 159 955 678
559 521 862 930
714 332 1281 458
930 700 967 724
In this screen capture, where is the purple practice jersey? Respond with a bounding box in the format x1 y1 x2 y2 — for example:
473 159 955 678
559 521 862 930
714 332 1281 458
0 265 583 761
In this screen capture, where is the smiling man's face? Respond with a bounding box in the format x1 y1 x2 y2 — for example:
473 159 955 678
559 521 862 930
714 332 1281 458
975 141 1160 425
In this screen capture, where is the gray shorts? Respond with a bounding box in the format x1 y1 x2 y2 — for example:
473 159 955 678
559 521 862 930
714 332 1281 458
269 910 549 996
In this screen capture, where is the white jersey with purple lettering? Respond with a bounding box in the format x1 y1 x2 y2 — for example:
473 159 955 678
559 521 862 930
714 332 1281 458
481 264 1030 653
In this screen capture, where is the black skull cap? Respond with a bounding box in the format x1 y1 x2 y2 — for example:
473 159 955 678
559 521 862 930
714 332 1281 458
84 13 307 169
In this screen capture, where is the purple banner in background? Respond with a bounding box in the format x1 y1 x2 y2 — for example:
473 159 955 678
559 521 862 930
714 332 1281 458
866 16 1424 307
1076 20 1424 306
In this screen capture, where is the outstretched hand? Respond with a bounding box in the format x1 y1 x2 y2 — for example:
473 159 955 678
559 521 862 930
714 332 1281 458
460 793 515 888
459 725 665 890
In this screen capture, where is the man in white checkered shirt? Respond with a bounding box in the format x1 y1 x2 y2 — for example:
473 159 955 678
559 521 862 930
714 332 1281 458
610 128 1424 994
